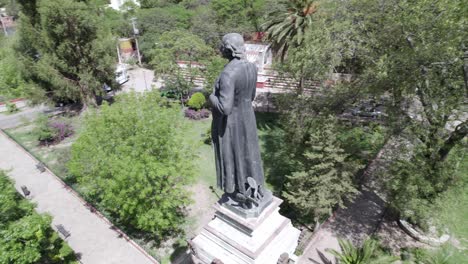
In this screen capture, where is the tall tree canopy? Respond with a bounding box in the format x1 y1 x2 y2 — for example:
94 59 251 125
282 115 360 222
68 91 196 238
0 36 25 100
15 0 116 109
266 0 467 226
262 0 318 61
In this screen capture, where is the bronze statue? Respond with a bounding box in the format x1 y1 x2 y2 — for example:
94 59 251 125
210 33 270 212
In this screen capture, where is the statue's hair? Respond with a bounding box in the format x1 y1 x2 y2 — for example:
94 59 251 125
222 33 245 59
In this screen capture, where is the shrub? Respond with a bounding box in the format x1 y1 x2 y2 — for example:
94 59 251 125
203 126 212 145
184 108 210 120
33 115 74 145
187 92 206 110
49 120 74 143
5 102 19 113
338 124 386 164
34 115 54 143
68 91 195 238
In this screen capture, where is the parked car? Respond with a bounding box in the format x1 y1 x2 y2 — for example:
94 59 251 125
115 64 129 85
96 83 115 105
351 102 386 119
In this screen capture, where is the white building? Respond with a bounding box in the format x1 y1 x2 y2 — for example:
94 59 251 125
109 0 139 10
245 43 273 89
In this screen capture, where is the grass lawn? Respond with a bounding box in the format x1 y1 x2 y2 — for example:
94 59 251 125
429 152 468 262
184 117 217 187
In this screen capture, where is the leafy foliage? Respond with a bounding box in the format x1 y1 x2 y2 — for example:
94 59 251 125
282 115 360 222
327 239 397 264
338 124 387 164
5 102 19 113
68 91 196 238
33 115 74 145
0 171 77 264
15 0 116 109
137 6 194 60
200 55 227 93
262 0 318 61
210 0 266 33
148 30 213 75
388 143 465 229
187 92 206 110
267 0 466 230
344 0 468 228
0 37 26 100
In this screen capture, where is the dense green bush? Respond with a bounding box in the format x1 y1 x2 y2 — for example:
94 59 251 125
5 102 19 113
283 115 360 223
187 92 206 110
33 115 54 143
387 144 464 230
338 124 387 164
33 115 74 145
0 171 77 264
68 91 195 239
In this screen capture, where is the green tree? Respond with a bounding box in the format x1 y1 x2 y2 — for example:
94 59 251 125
139 0 181 8
148 30 215 103
200 55 226 94
137 7 194 60
15 0 116 109
273 0 466 227
190 5 221 49
262 0 318 61
68 91 196 238
327 239 397 264
148 30 212 74
340 0 467 226
282 116 360 222
0 171 77 264
210 0 263 33
0 36 26 100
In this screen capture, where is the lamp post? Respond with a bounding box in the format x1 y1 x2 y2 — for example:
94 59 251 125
130 17 142 65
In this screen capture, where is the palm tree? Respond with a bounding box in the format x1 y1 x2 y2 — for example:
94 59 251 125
327 239 398 264
262 0 318 61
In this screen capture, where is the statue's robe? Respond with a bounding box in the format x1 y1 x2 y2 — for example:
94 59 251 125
209 58 265 195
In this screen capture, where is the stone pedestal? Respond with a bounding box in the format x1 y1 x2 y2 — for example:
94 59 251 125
191 196 300 264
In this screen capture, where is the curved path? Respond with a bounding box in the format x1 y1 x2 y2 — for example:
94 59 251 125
0 130 158 264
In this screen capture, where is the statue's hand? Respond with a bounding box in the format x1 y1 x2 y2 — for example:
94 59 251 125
209 93 217 107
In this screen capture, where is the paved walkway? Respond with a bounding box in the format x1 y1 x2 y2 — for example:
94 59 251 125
121 67 156 93
0 105 49 129
0 131 157 264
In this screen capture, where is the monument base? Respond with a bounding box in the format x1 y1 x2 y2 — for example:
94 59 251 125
191 196 300 264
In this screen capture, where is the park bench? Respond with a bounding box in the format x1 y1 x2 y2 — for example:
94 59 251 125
21 185 30 197
36 162 46 173
55 224 71 238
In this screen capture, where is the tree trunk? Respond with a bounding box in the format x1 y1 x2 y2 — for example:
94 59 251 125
79 83 97 111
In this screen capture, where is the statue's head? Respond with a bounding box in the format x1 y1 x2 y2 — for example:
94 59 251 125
220 33 245 60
